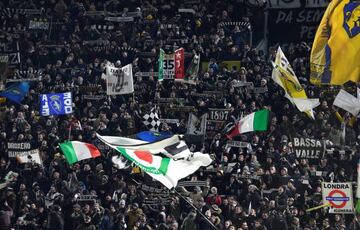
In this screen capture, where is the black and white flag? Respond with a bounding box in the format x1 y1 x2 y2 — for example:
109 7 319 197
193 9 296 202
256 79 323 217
142 108 161 132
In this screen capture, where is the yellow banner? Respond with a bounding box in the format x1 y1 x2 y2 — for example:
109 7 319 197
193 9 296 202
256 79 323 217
310 0 360 85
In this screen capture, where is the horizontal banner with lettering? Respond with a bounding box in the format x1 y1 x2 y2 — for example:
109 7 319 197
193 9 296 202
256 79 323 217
292 137 325 159
208 108 231 122
268 8 325 45
7 142 34 158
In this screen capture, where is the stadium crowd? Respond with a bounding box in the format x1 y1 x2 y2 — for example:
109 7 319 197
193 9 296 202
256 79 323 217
0 0 360 230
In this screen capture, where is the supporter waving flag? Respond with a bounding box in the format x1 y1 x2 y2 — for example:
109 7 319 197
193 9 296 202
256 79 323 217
272 47 319 119
96 134 212 189
59 141 101 164
226 109 269 139
0 82 29 104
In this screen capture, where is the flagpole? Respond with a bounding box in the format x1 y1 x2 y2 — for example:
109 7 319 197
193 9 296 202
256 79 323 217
130 179 217 229
68 123 72 140
173 189 218 230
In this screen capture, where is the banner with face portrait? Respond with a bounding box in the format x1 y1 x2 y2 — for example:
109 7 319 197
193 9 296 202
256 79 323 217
106 64 134 95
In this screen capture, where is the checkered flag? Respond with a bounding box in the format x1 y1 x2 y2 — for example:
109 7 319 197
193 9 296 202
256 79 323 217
142 108 161 131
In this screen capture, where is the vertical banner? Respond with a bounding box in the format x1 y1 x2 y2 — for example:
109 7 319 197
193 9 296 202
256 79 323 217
40 92 73 116
158 48 165 81
174 48 185 80
106 64 134 95
0 39 20 66
0 55 8 90
163 48 185 79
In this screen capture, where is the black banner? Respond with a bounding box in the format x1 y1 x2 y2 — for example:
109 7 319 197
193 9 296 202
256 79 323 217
7 142 34 158
27 17 51 31
268 8 325 45
208 108 231 122
292 137 324 159
0 39 20 66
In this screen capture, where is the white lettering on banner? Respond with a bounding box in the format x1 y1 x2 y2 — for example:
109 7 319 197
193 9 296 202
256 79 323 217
293 137 322 147
63 92 72 114
273 9 325 40
7 142 31 149
16 149 39 157
41 95 50 116
275 10 324 24
208 109 231 121
295 149 321 159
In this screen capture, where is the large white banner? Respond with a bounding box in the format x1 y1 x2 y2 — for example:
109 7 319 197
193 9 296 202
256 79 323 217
106 64 134 95
322 182 354 214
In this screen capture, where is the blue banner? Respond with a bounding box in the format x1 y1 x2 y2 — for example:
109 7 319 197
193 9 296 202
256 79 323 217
0 82 29 104
40 92 73 116
136 131 173 143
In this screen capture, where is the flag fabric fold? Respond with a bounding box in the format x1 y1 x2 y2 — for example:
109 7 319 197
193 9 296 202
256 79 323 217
158 48 165 81
226 109 269 139
0 82 29 104
16 150 42 165
142 108 161 131
333 89 360 116
97 134 212 189
136 131 173 143
59 141 101 164
105 63 134 95
310 0 360 85
174 48 185 80
186 113 207 136
272 47 319 119
184 53 200 84
97 134 191 160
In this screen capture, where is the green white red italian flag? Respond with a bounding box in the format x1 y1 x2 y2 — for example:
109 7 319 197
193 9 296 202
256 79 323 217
59 141 101 164
97 134 212 189
226 109 269 139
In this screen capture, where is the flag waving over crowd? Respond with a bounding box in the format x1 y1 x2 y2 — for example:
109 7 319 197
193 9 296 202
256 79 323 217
96 134 212 189
142 107 161 131
60 141 101 164
226 109 269 139
272 47 319 119
310 0 360 85
0 82 29 104
333 88 360 116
